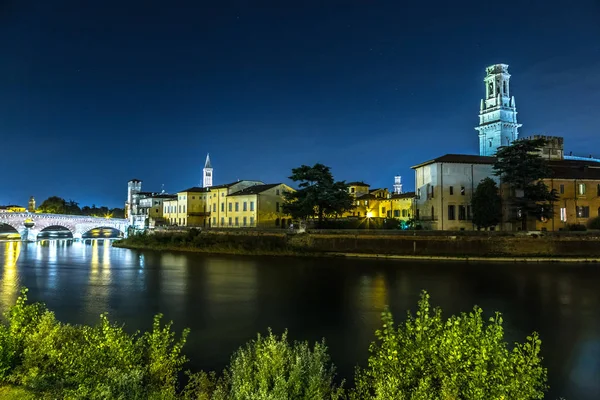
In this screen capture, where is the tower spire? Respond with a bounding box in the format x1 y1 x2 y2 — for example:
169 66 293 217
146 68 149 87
203 153 213 188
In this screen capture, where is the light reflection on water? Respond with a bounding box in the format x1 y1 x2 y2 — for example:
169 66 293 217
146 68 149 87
0 241 599 399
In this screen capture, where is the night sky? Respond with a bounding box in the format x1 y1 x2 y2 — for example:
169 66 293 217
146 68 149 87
1 0 599 208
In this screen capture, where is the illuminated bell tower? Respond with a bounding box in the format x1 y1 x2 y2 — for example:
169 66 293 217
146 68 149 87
393 176 403 194
203 153 213 188
28 196 36 212
475 64 521 156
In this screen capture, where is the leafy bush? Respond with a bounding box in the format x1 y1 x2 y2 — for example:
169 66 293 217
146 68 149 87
1 289 188 399
352 291 547 400
588 216 600 230
567 223 587 231
218 329 344 400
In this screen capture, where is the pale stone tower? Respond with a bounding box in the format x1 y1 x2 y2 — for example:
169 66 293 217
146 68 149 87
393 176 403 194
203 154 213 188
28 196 36 212
475 64 521 156
126 179 142 221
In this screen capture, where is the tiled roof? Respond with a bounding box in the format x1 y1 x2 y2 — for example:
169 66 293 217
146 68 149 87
347 181 370 186
178 187 211 193
210 180 264 189
412 154 496 169
356 193 378 200
228 184 281 196
548 160 600 180
391 191 416 199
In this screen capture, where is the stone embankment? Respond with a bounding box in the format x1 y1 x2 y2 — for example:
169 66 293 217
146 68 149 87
113 229 600 262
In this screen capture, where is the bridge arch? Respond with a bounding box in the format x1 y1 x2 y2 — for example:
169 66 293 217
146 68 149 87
0 223 21 239
81 226 125 239
37 225 74 240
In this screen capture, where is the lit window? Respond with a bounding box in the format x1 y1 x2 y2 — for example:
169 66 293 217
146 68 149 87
578 183 586 196
560 208 567 222
460 186 465 195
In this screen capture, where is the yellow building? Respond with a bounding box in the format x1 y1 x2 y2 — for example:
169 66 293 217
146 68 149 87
225 183 295 228
207 180 264 227
0 205 26 213
505 159 600 231
389 192 415 222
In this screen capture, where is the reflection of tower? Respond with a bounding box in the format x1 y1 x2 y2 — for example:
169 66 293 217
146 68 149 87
203 154 213 188
28 196 36 212
475 64 522 156
126 179 142 223
393 176 403 194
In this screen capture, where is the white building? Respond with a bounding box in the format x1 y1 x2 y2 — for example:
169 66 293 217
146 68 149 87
412 155 497 230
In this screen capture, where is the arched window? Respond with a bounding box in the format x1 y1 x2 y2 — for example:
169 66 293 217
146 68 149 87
503 81 507 94
489 140 493 148
488 82 493 98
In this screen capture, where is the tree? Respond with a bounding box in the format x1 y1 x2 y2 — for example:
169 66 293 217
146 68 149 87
471 178 502 230
352 291 547 400
64 200 81 215
283 163 354 224
38 196 66 214
493 137 558 231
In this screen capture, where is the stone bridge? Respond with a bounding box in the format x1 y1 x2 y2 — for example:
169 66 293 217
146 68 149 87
0 213 128 241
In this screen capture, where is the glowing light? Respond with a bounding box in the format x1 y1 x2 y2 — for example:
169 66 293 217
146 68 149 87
366 212 373 218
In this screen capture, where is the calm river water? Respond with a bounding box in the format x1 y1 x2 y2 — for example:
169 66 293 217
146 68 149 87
1 240 599 399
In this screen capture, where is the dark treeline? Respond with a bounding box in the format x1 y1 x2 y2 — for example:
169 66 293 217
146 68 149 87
37 196 125 218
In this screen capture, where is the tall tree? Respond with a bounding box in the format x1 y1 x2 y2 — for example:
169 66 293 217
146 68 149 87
493 137 558 230
283 163 354 224
471 178 502 230
38 196 67 214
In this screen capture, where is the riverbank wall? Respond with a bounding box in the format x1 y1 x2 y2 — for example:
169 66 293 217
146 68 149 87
113 230 600 261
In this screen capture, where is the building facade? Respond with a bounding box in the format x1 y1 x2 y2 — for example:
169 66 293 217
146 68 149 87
412 155 497 230
203 154 213 188
224 183 295 228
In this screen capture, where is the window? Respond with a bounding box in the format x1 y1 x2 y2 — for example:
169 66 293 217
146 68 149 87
228 217 232 226
212 204 216 212
458 205 466 221
183 205 186 213
357 212 361 217
560 208 567 222
275 218 280 227
250 201 254 211
431 206 434 219
449 186 454 195
220 217 224 226
235 217 239 226
576 206 590 218
243 217 247 226
430 186 434 198
351 187 355 193
250 216 255 226
192 196 195 200
402 209 408 218
276 202 280 212
276 189 280 195
221 193 224 197
578 183 586 196
381 207 386 215
178 205 181 213
243 202 247 211
228 202 232 212
460 186 465 195
235 202 239 212
503 81 507 94
212 217 216 225
221 203 224 212
393 210 400 218
560 184 565 195
417 188 421 198
448 205 456 220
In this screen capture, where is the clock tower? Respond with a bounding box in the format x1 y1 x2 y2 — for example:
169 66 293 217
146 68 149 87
475 64 521 156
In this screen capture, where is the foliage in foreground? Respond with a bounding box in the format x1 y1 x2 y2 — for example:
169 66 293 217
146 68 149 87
1 289 548 399
352 292 547 400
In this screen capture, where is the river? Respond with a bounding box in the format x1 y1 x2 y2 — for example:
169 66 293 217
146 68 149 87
1 240 599 399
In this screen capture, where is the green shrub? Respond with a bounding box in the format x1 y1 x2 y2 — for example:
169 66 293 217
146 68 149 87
567 223 587 231
217 329 344 400
588 216 600 230
352 291 547 400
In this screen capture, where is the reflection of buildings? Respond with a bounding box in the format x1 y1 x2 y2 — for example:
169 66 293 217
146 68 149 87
0 241 21 311
83 240 112 316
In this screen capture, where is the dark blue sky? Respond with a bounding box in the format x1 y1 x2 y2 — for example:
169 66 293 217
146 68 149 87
1 0 599 208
